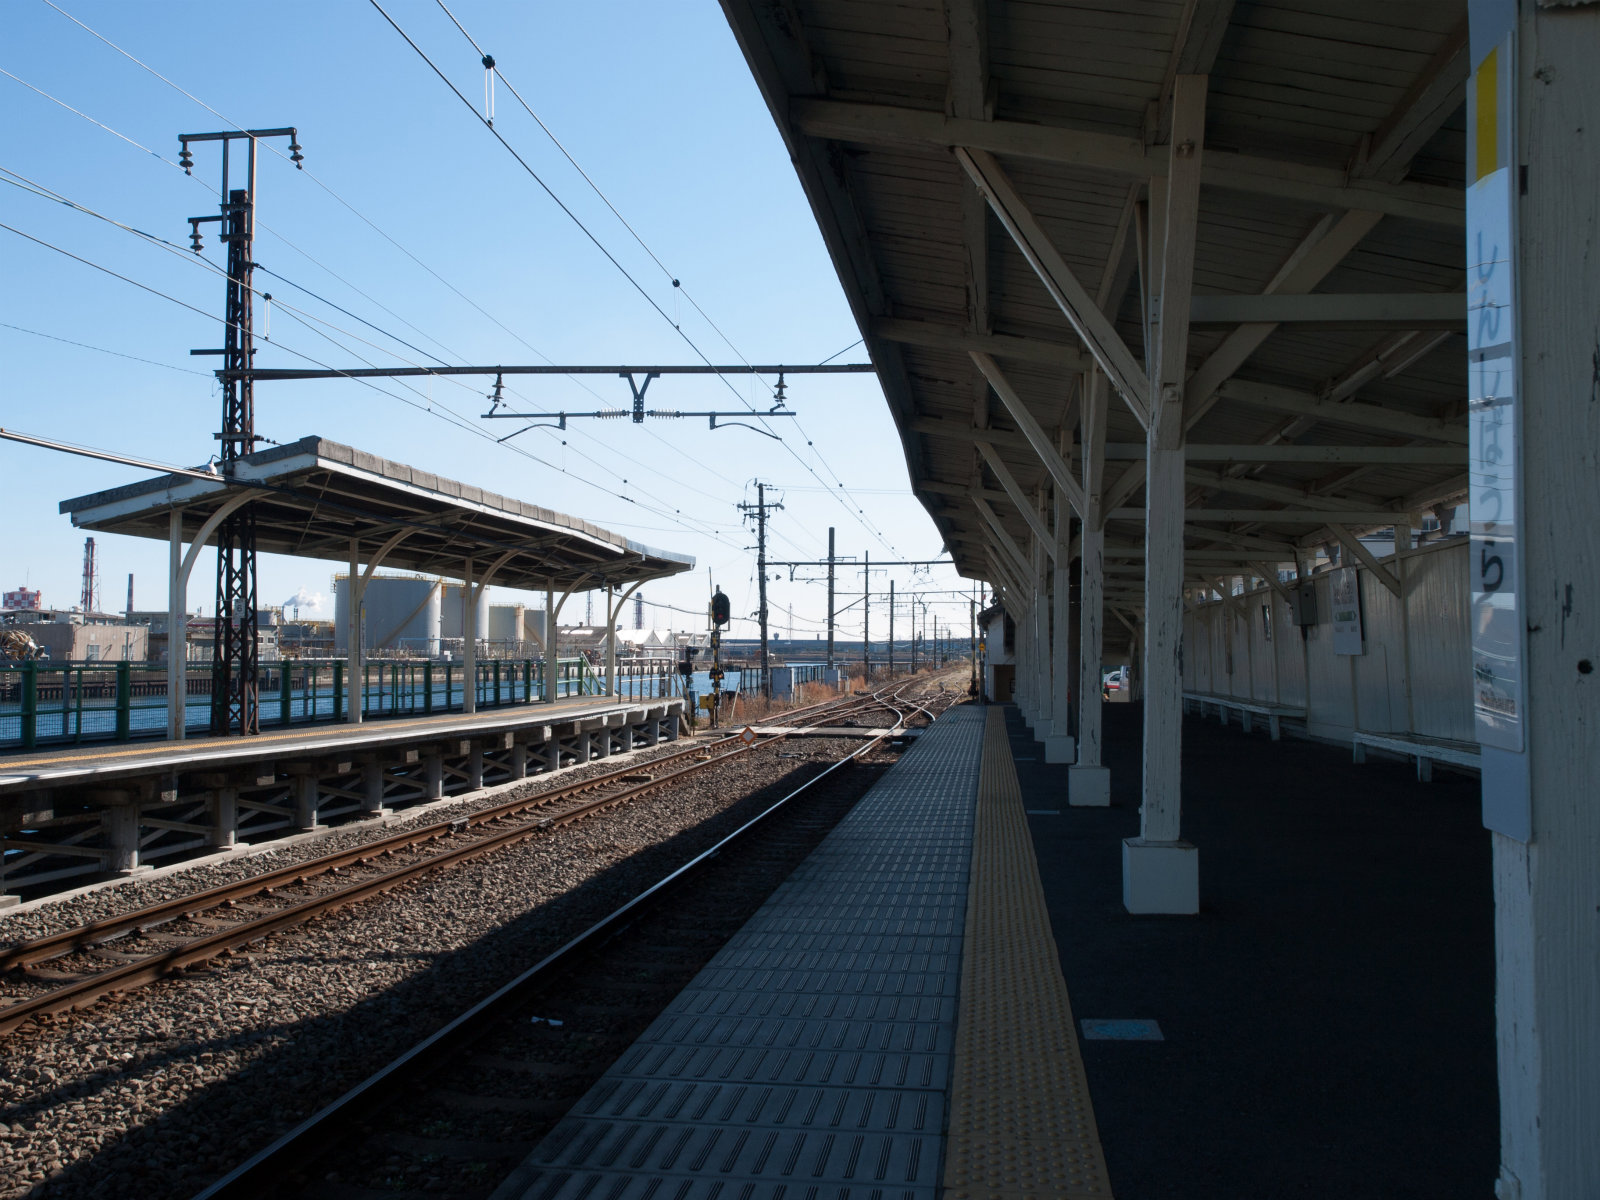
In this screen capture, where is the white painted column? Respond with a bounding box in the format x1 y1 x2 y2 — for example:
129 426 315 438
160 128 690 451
544 587 559 703
462 558 477 714
348 539 364 725
1478 4 1600 1195
1029 515 1050 734
604 584 618 697
167 509 186 740
1072 370 1111 805
1045 486 1076 763
1126 74 1205 915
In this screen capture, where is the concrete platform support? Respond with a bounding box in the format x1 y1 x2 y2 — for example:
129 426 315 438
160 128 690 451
509 740 528 781
292 775 322 832
208 787 238 847
1481 5 1600 1195
104 804 140 874
361 759 385 814
424 754 444 801
467 745 484 790
1129 76 1205 914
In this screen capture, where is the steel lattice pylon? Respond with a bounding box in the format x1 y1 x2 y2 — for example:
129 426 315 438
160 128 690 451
183 127 300 736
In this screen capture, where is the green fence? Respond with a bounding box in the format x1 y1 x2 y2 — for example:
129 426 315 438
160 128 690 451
0 654 646 751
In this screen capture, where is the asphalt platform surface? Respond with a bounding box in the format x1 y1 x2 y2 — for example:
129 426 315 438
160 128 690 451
1008 702 1496 1199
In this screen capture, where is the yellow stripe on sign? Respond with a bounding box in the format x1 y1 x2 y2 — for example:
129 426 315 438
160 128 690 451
1475 45 1499 183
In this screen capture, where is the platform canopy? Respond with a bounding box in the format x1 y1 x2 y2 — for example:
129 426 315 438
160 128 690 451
723 0 1469 634
59 435 695 591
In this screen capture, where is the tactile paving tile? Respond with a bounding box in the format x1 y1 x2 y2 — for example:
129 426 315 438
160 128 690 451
493 706 987 1200
941 708 1113 1200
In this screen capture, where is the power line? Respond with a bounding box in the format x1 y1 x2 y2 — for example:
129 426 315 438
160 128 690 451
0 321 210 376
18 17 772 546
371 1 888 557
25 6 839 565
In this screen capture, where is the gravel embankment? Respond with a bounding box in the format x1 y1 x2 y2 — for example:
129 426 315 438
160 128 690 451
0 736 893 1200
0 734 722 948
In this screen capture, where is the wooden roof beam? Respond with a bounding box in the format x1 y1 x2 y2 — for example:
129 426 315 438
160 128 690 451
1188 291 1464 329
870 317 1087 370
1218 378 1468 444
957 147 1152 427
971 352 1087 518
788 99 1464 227
1352 19 1469 184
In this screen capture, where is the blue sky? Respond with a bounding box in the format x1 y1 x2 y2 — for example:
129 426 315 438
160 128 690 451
1 0 979 642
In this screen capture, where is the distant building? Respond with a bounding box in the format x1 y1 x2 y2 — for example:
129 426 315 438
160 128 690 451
9 622 148 663
2 586 42 611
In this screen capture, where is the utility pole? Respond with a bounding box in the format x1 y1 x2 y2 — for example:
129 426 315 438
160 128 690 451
184 125 301 737
738 482 783 698
888 580 895 677
862 553 870 682
826 526 835 671
970 592 978 695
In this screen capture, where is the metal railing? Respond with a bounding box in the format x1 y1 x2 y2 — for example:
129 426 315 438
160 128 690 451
0 655 685 751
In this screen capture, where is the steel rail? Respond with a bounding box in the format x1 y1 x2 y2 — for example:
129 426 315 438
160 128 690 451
191 678 948 1200
1 689 883 972
0 689 895 1033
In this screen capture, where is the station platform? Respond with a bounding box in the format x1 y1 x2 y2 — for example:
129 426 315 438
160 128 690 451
496 703 1110 1200
1011 703 1496 1197
496 698 1497 1199
0 693 682 794
1 694 684 897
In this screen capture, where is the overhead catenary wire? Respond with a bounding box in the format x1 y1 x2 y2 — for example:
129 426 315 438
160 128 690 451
428 3 890 553
7 32 773 548
0 321 210 377
371 0 888 557
1 137 757 544
0 219 748 547
25 6 898 587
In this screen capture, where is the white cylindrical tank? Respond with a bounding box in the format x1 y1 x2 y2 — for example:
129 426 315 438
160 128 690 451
334 575 442 655
440 583 492 642
488 604 524 643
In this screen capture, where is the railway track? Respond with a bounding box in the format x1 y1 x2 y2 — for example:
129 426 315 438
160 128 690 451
190 677 963 1199
0 684 922 1038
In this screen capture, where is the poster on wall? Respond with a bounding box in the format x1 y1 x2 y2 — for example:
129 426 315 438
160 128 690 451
1330 568 1363 656
1466 33 1525 752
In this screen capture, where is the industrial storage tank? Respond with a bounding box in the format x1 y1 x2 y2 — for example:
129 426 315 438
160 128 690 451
488 604 525 644
439 583 492 644
334 575 442 655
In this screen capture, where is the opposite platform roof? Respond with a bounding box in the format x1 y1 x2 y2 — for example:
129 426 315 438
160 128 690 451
59 436 695 592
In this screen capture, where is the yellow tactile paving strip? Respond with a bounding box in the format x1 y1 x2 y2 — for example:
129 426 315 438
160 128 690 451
942 706 1113 1200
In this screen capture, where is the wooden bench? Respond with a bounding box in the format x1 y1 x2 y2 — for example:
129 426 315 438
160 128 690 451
1182 692 1305 741
1351 731 1480 782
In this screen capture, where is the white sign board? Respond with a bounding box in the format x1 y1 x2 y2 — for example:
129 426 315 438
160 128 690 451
1467 35 1525 753
1329 568 1363 656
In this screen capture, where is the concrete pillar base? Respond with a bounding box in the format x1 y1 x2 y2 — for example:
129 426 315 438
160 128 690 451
105 805 140 874
1043 734 1076 764
510 742 528 781
1122 838 1199 914
0 894 19 909
209 787 239 848
424 755 444 801
467 746 485 791
1068 765 1111 806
